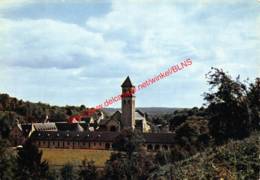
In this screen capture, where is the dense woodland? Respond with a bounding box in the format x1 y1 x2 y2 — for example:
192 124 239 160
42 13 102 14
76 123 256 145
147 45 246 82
0 68 259 179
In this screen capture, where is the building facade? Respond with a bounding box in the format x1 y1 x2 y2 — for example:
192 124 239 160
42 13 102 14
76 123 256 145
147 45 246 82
30 131 175 151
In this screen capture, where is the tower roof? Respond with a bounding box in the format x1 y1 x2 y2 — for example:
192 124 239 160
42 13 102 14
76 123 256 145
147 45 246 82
121 76 134 87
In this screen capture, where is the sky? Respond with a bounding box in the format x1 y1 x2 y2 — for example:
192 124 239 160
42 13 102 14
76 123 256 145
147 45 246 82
0 0 259 108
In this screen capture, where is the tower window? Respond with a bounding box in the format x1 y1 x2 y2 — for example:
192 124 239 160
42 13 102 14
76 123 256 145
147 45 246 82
128 100 131 104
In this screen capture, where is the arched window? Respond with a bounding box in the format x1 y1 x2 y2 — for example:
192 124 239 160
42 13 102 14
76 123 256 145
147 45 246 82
162 145 168 150
110 126 117 132
155 144 160 151
147 144 153 151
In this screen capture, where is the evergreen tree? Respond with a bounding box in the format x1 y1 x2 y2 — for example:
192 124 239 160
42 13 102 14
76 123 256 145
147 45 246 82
15 140 49 180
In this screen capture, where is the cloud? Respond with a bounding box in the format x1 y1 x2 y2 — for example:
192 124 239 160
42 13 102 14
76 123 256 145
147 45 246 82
0 0 259 107
0 0 33 11
0 18 126 70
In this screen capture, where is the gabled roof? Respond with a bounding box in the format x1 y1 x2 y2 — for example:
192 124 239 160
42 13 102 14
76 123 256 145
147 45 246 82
99 118 110 125
135 110 145 119
33 123 57 131
121 76 134 87
111 110 121 119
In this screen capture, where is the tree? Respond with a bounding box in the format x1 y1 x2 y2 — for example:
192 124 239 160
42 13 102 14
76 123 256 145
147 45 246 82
168 116 211 162
104 150 156 180
155 150 172 166
0 112 16 139
204 68 250 144
0 139 15 180
247 78 260 130
112 129 144 158
60 163 78 180
15 140 49 180
104 152 129 180
0 94 10 110
105 130 156 180
79 160 97 180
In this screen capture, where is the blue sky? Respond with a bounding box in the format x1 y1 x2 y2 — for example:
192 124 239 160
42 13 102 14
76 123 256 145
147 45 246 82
0 0 259 108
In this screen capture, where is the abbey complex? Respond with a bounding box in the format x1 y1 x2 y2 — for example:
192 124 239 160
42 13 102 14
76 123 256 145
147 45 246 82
10 77 175 151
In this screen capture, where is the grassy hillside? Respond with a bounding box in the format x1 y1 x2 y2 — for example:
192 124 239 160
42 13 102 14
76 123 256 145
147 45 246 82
150 132 260 179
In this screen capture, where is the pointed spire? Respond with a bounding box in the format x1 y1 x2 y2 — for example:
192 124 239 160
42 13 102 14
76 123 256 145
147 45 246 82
121 76 134 87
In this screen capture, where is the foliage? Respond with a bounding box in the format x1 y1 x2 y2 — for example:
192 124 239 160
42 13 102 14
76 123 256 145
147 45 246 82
204 68 254 143
104 150 157 180
60 163 78 180
168 116 211 162
150 133 260 179
112 129 144 158
0 139 15 180
155 150 172 166
15 140 50 180
0 111 16 138
247 77 260 131
79 159 97 180
105 130 156 180
0 93 84 125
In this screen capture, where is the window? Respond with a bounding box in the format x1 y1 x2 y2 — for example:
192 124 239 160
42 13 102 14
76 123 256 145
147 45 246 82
110 126 117 132
162 145 168 150
155 145 160 151
105 143 110 149
147 144 153 151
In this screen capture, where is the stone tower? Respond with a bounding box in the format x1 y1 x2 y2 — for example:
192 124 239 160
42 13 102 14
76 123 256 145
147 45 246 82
121 76 136 129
